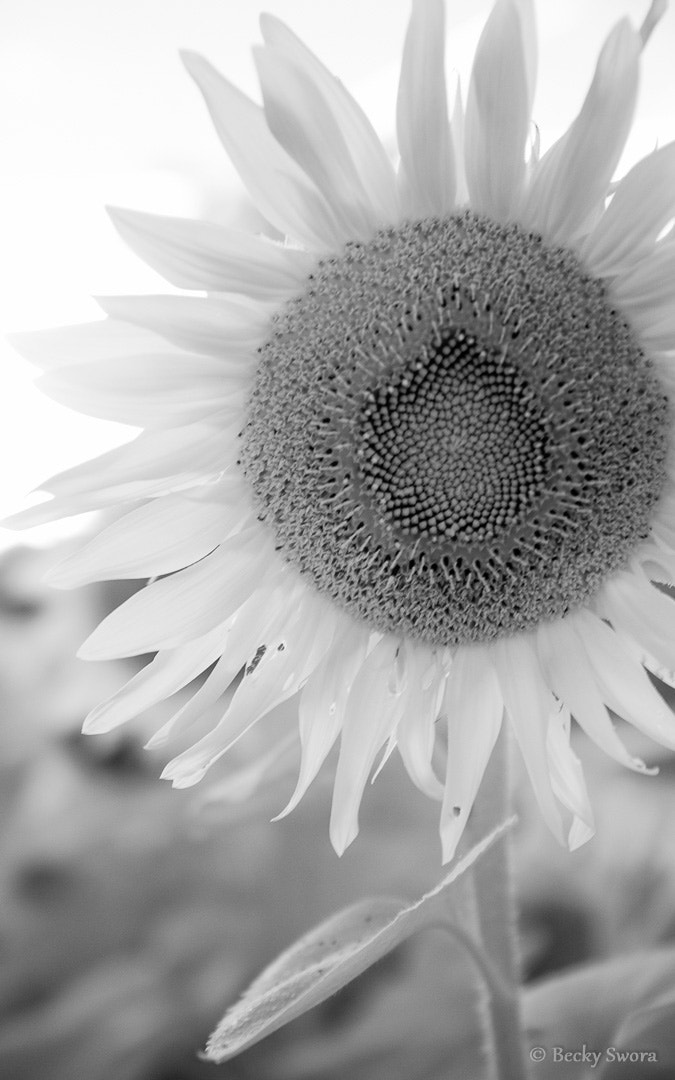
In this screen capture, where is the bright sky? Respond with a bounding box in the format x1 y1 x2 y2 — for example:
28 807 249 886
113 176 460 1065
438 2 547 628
1 0 674 552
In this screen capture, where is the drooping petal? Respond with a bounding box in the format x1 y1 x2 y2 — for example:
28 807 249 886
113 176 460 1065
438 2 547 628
82 624 232 734
575 610 675 750
492 634 565 845
162 585 339 786
440 644 503 863
396 0 455 219
545 705 595 851
146 573 292 749
582 143 675 277
145 653 239 750
107 206 314 296
275 620 371 818
197 729 299 813
259 15 398 227
36 353 248 429
537 615 652 773
78 527 274 659
329 635 406 855
395 643 446 802
96 295 267 358
523 18 640 245
181 51 343 250
597 573 675 679
464 0 536 222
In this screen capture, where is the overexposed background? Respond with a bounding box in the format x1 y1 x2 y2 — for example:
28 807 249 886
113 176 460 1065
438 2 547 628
1 0 674 550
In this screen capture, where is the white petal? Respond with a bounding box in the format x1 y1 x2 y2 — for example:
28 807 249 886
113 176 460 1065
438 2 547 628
598 573 675 678
537 615 652 773
96 295 267 358
181 51 342 251
396 0 455 219
329 635 405 855
275 620 370 818
145 653 238 750
396 643 445 802
146 574 290 749
523 19 640 246
259 15 398 227
82 624 230 734
612 242 675 308
545 705 595 851
107 206 314 296
198 729 298 812
582 143 675 277
7 318 182 372
575 609 675 750
492 634 565 845
440 644 503 863
4 420 236 529
37 353 247 429
464 0 536 222
162 585 339 786
47 485 244 587
613 243 675 351
253 49 385 242
78 527 273 659
451 79 468 206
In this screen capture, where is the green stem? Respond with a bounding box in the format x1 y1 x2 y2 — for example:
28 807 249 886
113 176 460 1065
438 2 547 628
465 725 532 1080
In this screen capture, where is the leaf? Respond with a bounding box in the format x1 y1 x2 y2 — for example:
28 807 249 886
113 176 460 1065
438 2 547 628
523 946 675 1079
204 817 514 1063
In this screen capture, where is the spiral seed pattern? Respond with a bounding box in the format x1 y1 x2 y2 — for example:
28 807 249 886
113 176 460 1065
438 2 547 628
240 212 668 645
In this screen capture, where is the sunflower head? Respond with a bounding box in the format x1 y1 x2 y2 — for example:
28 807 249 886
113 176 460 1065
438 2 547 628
8 0 675 862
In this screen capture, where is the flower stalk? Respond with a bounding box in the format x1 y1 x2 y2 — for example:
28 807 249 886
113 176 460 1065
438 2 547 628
464 726 532 1080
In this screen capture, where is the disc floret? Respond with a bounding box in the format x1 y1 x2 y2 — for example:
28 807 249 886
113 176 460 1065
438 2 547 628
241 212 669 645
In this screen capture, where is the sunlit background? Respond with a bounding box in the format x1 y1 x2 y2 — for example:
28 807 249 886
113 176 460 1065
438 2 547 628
1 0 674 550
2 3 675 1079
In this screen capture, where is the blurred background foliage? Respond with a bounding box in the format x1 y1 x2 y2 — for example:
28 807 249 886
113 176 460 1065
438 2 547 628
2 541 675 1078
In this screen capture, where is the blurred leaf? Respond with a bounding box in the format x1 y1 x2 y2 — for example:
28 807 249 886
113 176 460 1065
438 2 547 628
205 817 514 1063
523 946 675 1079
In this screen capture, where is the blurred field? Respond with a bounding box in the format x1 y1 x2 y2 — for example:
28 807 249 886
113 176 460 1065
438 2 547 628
2 541 675 1079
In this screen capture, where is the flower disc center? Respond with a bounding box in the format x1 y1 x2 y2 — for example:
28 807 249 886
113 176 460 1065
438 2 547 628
241 212 669 645
357 326 550 546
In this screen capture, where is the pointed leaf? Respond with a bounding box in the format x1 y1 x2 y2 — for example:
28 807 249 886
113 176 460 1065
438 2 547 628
205 818 513 1062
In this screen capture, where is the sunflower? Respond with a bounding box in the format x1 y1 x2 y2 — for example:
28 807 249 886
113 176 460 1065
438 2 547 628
10 0 675 862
